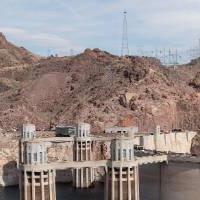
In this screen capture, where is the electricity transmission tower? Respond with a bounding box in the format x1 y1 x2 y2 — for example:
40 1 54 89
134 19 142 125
121 11 129 56
70 49 74 56
189 39 200 59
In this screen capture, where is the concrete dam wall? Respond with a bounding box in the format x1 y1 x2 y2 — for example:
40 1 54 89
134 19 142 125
135 131 196 153
140 161 200 200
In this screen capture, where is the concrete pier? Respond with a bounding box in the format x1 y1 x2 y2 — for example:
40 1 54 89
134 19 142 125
73 122 95 188
20 167 56 200
105 134 140 200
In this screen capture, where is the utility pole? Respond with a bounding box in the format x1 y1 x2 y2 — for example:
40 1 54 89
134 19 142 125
121 11 129 57
168 49 171 65
198 38 200 57
173 49 178 70
70 49 74 56
163 48 166 64
47 49 51 57
155 49 158 58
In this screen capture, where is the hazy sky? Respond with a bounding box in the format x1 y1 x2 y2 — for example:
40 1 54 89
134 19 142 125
1 0 200 57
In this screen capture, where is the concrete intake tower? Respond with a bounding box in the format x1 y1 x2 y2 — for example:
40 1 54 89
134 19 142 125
72 122 95 188
105 134 139 200
19 124 56 200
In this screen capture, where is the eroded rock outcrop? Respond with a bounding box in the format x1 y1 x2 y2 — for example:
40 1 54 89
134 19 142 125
190 72 200 91
191 133 200 156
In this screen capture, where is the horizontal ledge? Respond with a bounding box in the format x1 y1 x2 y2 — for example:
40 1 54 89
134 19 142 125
20 155 168 171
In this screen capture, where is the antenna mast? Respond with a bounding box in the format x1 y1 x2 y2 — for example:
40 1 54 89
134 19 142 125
121 11 129 56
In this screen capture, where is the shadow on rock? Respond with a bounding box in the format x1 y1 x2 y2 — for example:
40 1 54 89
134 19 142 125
2 161 18 187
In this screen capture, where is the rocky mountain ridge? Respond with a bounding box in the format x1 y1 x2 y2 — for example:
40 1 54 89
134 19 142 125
0 33 39 68
0 36 199 134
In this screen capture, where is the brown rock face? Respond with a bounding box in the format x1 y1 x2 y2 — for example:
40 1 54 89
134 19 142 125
191 133 200 156
190 72 200 91
0 32 40 68
0 33 8 47
0 38 199 133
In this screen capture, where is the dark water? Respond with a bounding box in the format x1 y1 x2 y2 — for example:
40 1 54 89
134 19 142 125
0 186 20 200
56 183 104 200
0 183 104 200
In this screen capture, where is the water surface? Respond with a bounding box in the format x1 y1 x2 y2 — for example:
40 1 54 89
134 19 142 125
1 162 200 200
1 183 104 200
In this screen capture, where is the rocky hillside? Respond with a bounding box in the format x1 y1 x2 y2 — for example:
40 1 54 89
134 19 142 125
0 33 39 68
0 38 199 133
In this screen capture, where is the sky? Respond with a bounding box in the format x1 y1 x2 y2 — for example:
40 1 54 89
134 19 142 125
1 0 200 59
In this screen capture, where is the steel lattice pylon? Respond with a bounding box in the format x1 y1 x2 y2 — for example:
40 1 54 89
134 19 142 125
121 11 129 57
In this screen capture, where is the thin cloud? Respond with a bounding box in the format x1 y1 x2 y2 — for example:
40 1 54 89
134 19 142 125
0 27 84 55
1 0 200 57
